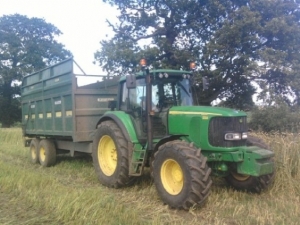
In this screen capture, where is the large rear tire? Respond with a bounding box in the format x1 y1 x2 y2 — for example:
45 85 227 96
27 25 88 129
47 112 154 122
225 135 275 192
38 139 56 167
92 120 133 188
152 140 212 210
29 138 40 164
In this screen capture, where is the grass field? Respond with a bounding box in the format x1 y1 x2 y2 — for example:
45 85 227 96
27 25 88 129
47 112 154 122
0 128 299 225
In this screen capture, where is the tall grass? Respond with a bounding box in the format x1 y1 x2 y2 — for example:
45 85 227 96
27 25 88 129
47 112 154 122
0 129 299 224
258 132 300 195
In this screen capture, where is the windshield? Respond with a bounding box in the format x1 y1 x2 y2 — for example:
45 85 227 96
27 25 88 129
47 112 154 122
152 78 193 109
120 77 193 112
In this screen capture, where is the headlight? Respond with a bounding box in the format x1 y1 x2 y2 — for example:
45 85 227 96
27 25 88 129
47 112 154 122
224 132 248 141
224 133 241 140
241 132 248 139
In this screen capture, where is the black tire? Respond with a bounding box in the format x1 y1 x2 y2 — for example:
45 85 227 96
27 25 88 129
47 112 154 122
152 140 212 210
38 139 56 167
29 138 40 164
225 135 275 192
92 120 133 188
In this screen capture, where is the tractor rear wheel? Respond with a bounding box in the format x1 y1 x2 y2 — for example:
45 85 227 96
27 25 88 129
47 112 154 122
92 120 134 188
152 140 212 210
225 135 275 192
38 139 56 167
29 138 40 164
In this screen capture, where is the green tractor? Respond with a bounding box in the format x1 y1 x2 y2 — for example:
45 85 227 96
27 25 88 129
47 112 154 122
92 59 275 209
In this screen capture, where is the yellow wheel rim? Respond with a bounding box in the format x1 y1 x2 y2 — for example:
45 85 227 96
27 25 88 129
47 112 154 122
98 135 117 176
31 146 37 160
161 159 183 195
40 147 46 162
231 171 250 181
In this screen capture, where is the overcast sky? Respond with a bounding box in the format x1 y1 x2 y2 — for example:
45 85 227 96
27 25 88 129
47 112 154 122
0 0 118 74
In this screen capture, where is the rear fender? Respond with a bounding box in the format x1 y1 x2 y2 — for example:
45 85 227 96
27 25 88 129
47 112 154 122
97 112 145 176
96 111 139 143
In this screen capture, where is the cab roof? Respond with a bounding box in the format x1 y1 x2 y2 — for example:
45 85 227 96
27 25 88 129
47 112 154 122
119 69 193 81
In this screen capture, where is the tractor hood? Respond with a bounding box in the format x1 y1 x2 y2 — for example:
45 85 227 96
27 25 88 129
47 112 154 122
167 106 248 151
169 106 247 117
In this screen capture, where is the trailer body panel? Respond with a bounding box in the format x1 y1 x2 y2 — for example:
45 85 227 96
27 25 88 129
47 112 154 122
22 58 119 143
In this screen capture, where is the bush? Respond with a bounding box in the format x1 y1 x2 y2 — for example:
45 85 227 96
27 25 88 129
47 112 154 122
248 104 300 133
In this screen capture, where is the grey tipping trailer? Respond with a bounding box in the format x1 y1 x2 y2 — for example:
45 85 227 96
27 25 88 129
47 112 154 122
21 58 119 165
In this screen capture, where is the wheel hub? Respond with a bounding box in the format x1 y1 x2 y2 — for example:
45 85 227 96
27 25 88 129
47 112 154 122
98 135 117 176
231 171 250 181
40 147 46 162
161 159 183 195
31 146 36 159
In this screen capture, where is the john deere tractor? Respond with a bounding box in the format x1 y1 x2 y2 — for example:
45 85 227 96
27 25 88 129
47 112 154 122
92 59 274 209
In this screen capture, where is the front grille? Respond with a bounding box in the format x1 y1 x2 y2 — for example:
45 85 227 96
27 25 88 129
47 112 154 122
208 116 247 147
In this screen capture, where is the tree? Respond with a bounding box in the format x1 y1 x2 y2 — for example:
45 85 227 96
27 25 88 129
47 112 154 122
95 0 300 108
249 101 300 133
0 14 72 127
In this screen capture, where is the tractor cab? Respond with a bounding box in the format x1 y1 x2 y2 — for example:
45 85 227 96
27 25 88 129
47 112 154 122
119 59 194 146
119 69 194 145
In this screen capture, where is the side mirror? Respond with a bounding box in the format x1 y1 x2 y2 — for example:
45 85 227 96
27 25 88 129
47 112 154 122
108 100 117 110
126 74 136 89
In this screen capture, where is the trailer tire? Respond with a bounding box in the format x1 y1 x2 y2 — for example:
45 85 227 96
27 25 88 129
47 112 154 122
225 135 275 192
38 139 56 167
152 140 212 210
29 138 40 164
92 120 133 188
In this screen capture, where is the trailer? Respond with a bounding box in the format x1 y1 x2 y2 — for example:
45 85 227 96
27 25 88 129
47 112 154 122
22 58 118 164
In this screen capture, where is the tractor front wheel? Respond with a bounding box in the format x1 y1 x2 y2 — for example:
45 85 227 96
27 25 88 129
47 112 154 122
152 140 212 210
92 120 133 188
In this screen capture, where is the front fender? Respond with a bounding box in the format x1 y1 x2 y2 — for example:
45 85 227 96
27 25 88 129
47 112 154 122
153 134 187 152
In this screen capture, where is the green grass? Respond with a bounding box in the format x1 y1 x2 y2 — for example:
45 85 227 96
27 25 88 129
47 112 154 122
0 129 299 224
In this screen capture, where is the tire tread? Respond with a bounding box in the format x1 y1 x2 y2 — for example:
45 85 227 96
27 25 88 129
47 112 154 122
152 140 212 210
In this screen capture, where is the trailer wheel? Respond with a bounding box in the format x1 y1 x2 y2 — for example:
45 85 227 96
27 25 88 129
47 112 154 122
225 135 275 192
38 139 56 167
152 140 212 210
92 120 133 188
29 138 40 164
